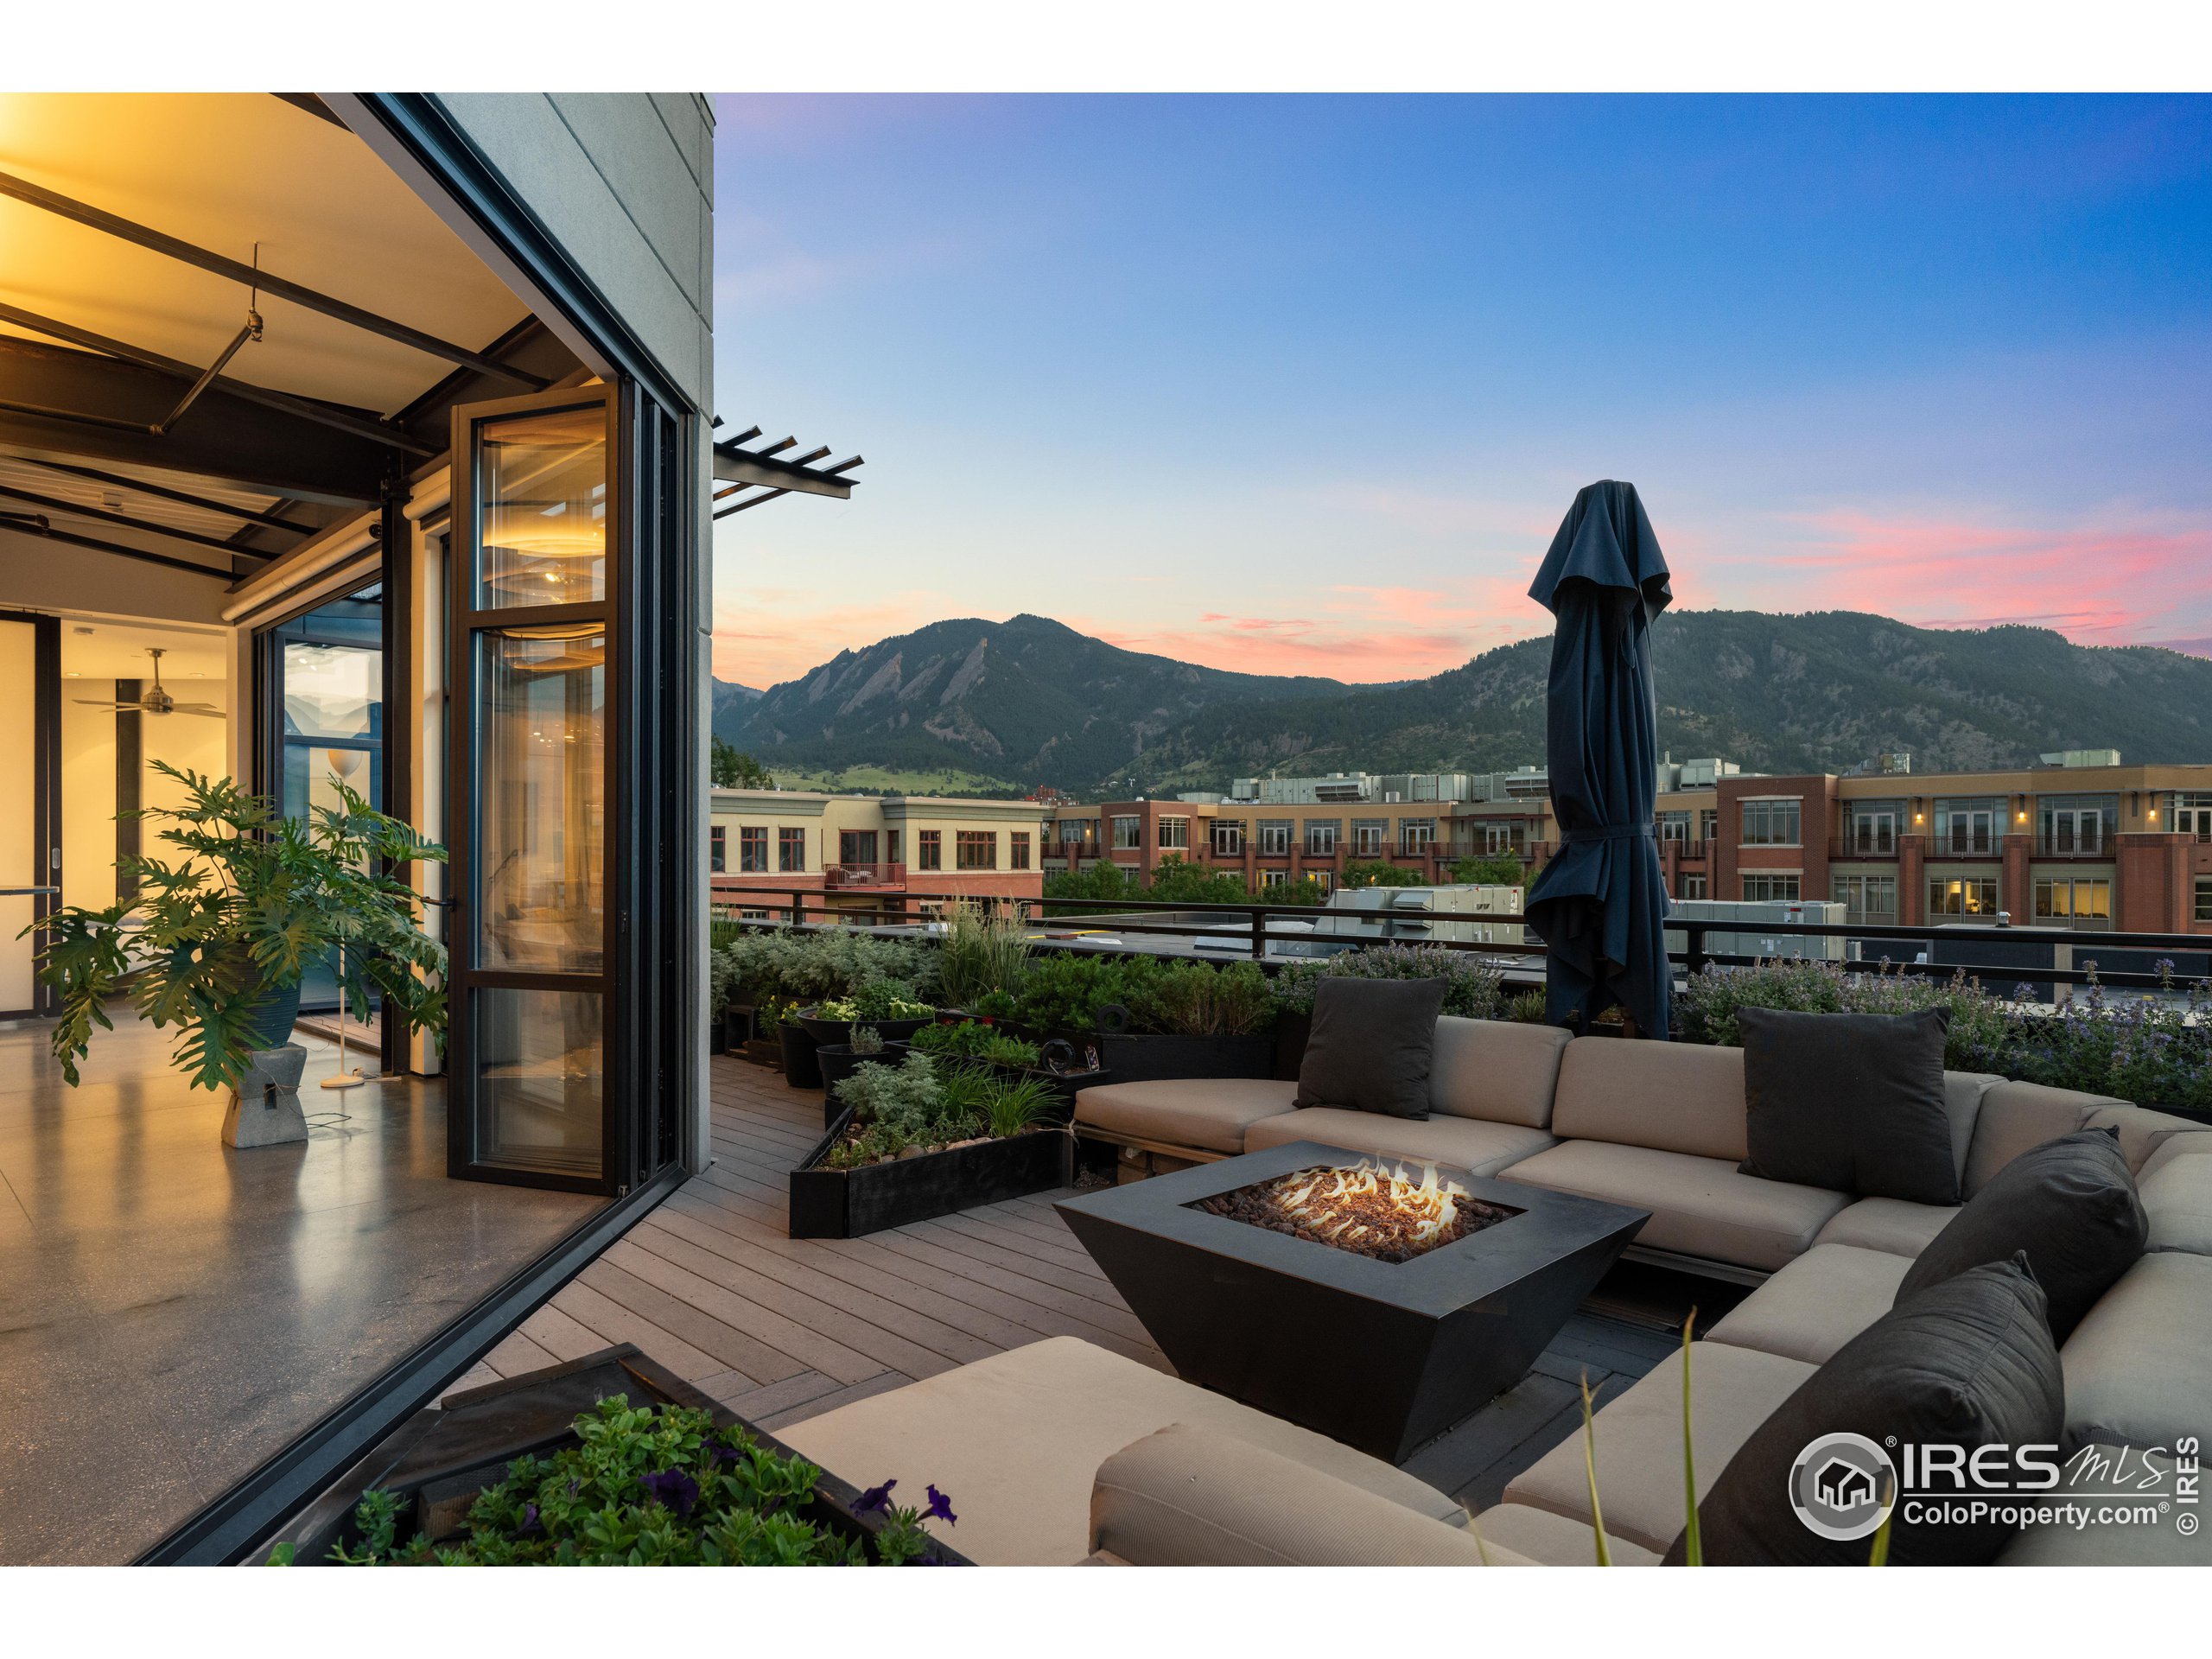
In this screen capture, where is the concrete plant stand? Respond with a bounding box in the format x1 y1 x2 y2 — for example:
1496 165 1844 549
222 1043 310 1148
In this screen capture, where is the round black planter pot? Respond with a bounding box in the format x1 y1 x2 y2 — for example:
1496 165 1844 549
779 1023 823 1090
798 1011 936 1048
816 1040 913 1111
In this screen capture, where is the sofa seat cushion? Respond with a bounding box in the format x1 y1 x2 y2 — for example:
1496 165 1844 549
1429 1017 1572 1128
2139 1142 2212 1255
776 1336 1463 1566
2139 1127 2212 1185
1706 1243 1915 1365
2059 1250 2212 1452
1073 1078 1298 1155
1089 1423 1527 1567
1244 1108 1554 1179
1814 1196 1958 1258
1499 1140 1849 1273
1502 1341 1817 1555
1993 1445 2212 1567
1470 1500 1661 1567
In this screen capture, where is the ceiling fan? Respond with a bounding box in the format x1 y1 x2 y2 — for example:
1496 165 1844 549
74 647 224 719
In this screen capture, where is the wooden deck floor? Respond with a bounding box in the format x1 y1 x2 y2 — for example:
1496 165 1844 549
460 1054 1715 1509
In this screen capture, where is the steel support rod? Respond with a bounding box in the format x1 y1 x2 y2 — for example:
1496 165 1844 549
0 301 435 457
0 168 550 390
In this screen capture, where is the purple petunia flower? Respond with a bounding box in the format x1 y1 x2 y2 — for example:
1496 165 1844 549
854 1478 897 1516
922 1484 957 1525
518 1503 543 1535
639 1467 701 1517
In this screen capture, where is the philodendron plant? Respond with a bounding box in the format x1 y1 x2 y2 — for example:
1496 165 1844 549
26 762 448 1092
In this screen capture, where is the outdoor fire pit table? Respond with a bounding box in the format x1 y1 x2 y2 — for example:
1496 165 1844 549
1056 1141 1649 1464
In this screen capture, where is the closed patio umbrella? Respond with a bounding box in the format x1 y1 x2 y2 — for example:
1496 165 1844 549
1523 480 1675 1038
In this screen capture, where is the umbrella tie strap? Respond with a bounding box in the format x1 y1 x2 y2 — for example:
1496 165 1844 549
1560 823 1657 844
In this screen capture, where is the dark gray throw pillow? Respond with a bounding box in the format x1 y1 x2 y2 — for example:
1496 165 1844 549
1665 1254 2063 1567
1896 1126 2145 1345
1738 1005 1958 1204
1294 977 1446 1119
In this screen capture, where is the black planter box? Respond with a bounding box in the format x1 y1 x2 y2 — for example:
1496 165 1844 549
1057 1141 1649 1464
791 1107 1071 1239
740 1035 784 1067
796 1010 935 1049
779 1023 823 1090
264 1344 968 1566
1093 1031 1275 1084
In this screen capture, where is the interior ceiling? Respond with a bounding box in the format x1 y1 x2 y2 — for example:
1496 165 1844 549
0 93 529 416
57 616 230 687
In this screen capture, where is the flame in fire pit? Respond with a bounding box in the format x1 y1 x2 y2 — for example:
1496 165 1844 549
1273 1160 1471 1249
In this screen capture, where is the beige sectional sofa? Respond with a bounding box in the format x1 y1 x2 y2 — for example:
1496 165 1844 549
778 1019 2212 1566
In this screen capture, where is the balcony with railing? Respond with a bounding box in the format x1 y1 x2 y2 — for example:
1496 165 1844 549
1830 831 1902 861
823 861 907 890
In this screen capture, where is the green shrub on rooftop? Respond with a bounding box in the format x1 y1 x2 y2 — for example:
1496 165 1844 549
1272 944 1504 1020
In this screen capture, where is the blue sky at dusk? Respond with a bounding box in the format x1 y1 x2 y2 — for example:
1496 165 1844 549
709 94 2212 688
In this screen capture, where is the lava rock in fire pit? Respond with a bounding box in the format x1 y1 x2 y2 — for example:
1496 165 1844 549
1193 1161 1518 1264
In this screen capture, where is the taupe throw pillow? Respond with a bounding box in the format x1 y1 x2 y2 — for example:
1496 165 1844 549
1738 1006 1958 1204
1294 977 1446 1119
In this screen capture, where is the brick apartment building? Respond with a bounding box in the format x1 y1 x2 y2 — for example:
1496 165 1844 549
1044 754 2212 936
709 788 1046 918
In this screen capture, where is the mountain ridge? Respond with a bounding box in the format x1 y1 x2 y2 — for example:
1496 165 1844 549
714 610 2212 794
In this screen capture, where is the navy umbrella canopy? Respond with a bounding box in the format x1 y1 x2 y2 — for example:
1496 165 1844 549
1522 480 1675 1037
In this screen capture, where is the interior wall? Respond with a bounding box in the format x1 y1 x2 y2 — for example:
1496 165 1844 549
58 683 118 912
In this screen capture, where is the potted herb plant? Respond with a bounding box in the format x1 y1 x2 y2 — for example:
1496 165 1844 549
26 765 446 1135
814 1021 915 1109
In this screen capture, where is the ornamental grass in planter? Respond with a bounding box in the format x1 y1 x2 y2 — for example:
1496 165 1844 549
791 1052 1068 1237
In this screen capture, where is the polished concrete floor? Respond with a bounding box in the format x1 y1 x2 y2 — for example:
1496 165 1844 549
0 1012 598 1564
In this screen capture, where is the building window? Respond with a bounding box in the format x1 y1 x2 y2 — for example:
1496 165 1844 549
709 825 726 873
1009 831 1031 871
2037 796 2116 855
1258 820 1292 856
1742 874 1801 903
1843 802 1902 856
1833 874 1897 924
2196 875 2212 922
1698 808 1717 843
839 830 878 866
1212 819 1245 856
1111 815 1142 851
1399 818 1435 853
2035 877 2111 921
887 830 903 864
1680 874 1707 900
2176 792 2212 842
1159 816 1189 850
1304 819 1340 856
1260 868 1288 890
1740 799 1802 847
1059 817 1097 847
779 827 805 872
1658 810 1691 843
918 830 943 871
1481 822 1526 856
1934 799 2001 857
1351 818 1389 856
1929 875 1999 918
739 826 769 874
956 830 996 870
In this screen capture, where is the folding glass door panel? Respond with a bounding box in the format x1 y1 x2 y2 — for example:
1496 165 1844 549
0 614 59 1019
448 387 618 1189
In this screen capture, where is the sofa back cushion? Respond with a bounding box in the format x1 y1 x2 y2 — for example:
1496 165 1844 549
2084 1103 2202 1176
1738 1007 1959 1204
1295 977 1446 1120
1428 1017 1572 1128
1551 1038 1748 1161
1964 1080 2131 1196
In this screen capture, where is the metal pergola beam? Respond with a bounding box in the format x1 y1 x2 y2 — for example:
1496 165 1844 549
710 440 860 499
0 512 244 579
0 480 275 557
0 168 550 391
0 301 435 457
4 456 319 535
0 335 387 506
